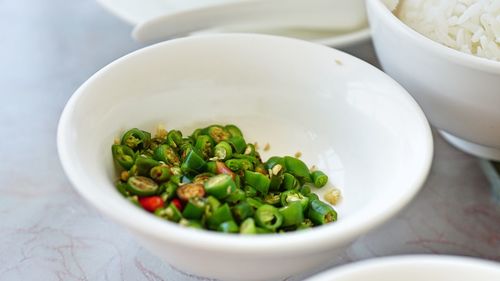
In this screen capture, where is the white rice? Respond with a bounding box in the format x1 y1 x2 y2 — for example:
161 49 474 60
384 0 500 61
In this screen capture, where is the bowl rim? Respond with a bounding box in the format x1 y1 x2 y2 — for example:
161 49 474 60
57 33 433 254
366 0 500 74
305 255 500 280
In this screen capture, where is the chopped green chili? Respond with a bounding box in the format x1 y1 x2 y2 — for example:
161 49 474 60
298 218 314 230
279 202 304 227
244 185 258 198
263 193 281 206
193 172 214 185
115 181 129 196
246 197 264 210
159 181 178 200
190 128 202 141
214 141 233 160
112 124 338 234
256 227 273 234
204 174 236 200
233 153 260 166
169 174 182 185
243 143 258 156
156 203 182 222
166 130 183 148
284 156 310 180
224 124 243 138
121 128 151 151
254 163 268 175
225 188 246 204
227 136 247 154
268 165 284 191
311 170 328 187
265 156 285 170
126 176 159 196
148 137 164 151
280 190 309 211
176 183 205 202
182 197 206 220
179 142 193 161
240 218 257 234
218 220 239 233
204 196 221 218
150 165 172 182
255 204 283 231
179 218 203 229
307 192 319 201
205 161 217 174
308 199 337 225
207 203 234 230
135 156 159 177
299 184 312 196
282 173 299 190
207 125 231 143
244 170 270 195
112 144 135 170
195 135 214 159
231 201 254 222
181 149 206 174
154 145 180 166
225 159 254 172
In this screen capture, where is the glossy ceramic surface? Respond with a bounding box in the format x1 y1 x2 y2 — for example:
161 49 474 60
58 34 432 280
306 255 500 281
367 0 500 160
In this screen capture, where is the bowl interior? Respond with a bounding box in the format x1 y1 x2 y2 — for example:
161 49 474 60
58 34 431 250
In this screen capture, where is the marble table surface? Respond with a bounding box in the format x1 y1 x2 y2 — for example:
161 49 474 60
1 0 499 280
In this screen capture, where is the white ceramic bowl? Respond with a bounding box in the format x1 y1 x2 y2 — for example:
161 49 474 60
97 0 370 48
305 255 500 281
366 0 500 161
132 0 367 43
57 34 432 281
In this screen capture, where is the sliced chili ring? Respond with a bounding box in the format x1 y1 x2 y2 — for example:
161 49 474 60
126 176 159 196
176 183 206 201
207 125 231 143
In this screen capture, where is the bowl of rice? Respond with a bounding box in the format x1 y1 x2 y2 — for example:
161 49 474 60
366 0 500 160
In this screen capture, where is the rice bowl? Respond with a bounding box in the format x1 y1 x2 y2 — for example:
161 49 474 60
367 0 500 160
385 0 499 61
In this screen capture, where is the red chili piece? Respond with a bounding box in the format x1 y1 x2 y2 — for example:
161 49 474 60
139 196 164 212
216 161 236 179
171 198 183 211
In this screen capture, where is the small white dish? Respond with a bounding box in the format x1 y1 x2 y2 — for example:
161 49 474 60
132 0 367 44
58 34 432 281
366 0 500 160
306 255 500 281
97 0 370 47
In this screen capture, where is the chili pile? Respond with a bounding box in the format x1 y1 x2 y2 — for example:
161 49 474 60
112 124 338 234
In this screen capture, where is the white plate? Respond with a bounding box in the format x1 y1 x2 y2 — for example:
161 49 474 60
97 0 370 47
306 255 500 281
